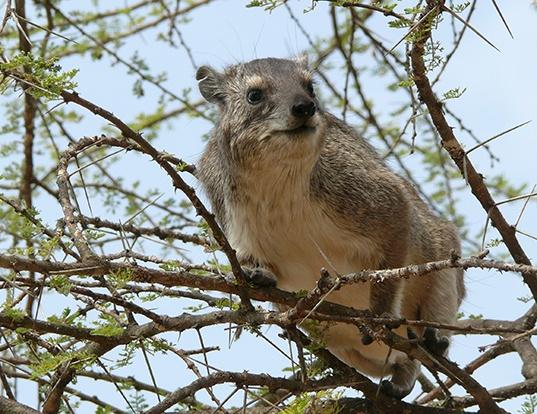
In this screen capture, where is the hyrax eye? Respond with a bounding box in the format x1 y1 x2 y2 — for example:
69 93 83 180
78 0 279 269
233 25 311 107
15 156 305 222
247 89 264 104
306 81 315 97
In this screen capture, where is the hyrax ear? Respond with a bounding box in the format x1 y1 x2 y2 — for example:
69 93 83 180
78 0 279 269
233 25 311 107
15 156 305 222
295 54 309 70
196 66 225 105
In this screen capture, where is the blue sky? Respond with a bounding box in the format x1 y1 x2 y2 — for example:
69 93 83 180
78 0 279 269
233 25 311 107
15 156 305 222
2 0 537 412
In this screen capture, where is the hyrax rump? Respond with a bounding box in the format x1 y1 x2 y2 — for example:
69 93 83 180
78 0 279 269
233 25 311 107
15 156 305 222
195 57 465 398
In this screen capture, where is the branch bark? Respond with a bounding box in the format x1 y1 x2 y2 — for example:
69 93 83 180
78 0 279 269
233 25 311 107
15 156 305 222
0 397 42 414
409 0 537 299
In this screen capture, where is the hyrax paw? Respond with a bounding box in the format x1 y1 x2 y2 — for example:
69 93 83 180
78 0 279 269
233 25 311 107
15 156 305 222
422 327 450 355
361 333 374 345
361 312 400 346
379 379 411 399
406 327 418 340
242 267 277 288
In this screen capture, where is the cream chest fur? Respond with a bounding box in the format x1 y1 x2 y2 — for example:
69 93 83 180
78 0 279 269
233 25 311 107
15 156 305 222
226 163 404 374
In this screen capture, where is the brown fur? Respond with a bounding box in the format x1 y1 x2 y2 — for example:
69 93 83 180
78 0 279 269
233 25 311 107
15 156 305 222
196 57 465 398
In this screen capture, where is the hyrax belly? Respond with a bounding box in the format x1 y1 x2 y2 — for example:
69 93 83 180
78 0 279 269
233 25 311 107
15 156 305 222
228 197 399 376
278 263 402 377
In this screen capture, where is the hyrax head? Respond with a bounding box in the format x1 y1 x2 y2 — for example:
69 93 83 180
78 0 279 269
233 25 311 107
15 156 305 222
196 57 325 167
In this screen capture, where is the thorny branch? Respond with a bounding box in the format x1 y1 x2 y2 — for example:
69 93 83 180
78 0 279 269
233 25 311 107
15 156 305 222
409 1 536 296
0 1 536 414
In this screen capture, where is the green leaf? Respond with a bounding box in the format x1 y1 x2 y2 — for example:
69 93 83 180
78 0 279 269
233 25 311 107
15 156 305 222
91 314 124 337
30 350 95 379
107 268 133 289
0 53 78 100
49 275 72 295
1 306 27 322
442 87 467 101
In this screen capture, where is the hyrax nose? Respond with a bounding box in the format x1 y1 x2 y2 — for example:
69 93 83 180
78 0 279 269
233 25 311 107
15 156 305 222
291 98 316 119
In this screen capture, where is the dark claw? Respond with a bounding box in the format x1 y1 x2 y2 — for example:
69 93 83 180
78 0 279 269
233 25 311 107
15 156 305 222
243 267 277 288
358 324 375 345
422 327 450 355
406 327 418 340
361 333 374 345
380 379 410 399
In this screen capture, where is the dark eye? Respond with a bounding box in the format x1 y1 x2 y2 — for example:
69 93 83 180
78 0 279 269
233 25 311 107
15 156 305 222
247 89 263 104
306 81 315 97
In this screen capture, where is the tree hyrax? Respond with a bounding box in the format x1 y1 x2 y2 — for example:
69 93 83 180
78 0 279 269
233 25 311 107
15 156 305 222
195 57 465 398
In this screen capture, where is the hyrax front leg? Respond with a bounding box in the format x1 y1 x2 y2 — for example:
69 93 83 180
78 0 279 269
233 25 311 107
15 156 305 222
378 269 460 399
401 269 459 356
362 279 401 345
235 254 278 288
242 266 277 288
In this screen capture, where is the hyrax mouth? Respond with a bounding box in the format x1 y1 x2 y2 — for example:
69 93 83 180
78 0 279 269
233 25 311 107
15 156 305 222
283 119 318 137
288 124 316 135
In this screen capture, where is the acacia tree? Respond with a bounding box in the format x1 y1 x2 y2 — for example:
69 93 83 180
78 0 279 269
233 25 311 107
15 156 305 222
0 1 536 413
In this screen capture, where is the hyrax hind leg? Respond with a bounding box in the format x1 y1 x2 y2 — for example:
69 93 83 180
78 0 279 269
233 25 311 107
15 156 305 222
402 268 461 349
381 355 421 399
380 269 461 399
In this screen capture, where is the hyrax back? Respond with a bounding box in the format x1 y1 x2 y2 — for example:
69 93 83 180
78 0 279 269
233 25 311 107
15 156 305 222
196 57 465 399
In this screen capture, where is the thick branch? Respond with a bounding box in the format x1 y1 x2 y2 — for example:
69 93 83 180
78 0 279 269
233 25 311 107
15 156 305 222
409 0 537 299
59 91 253 309
0 397 42 414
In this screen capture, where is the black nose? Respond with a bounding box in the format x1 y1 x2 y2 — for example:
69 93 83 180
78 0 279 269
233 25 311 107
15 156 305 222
292 98 316 119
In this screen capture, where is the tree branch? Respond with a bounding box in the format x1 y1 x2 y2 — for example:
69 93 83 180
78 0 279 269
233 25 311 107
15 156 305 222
409 0 537 299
